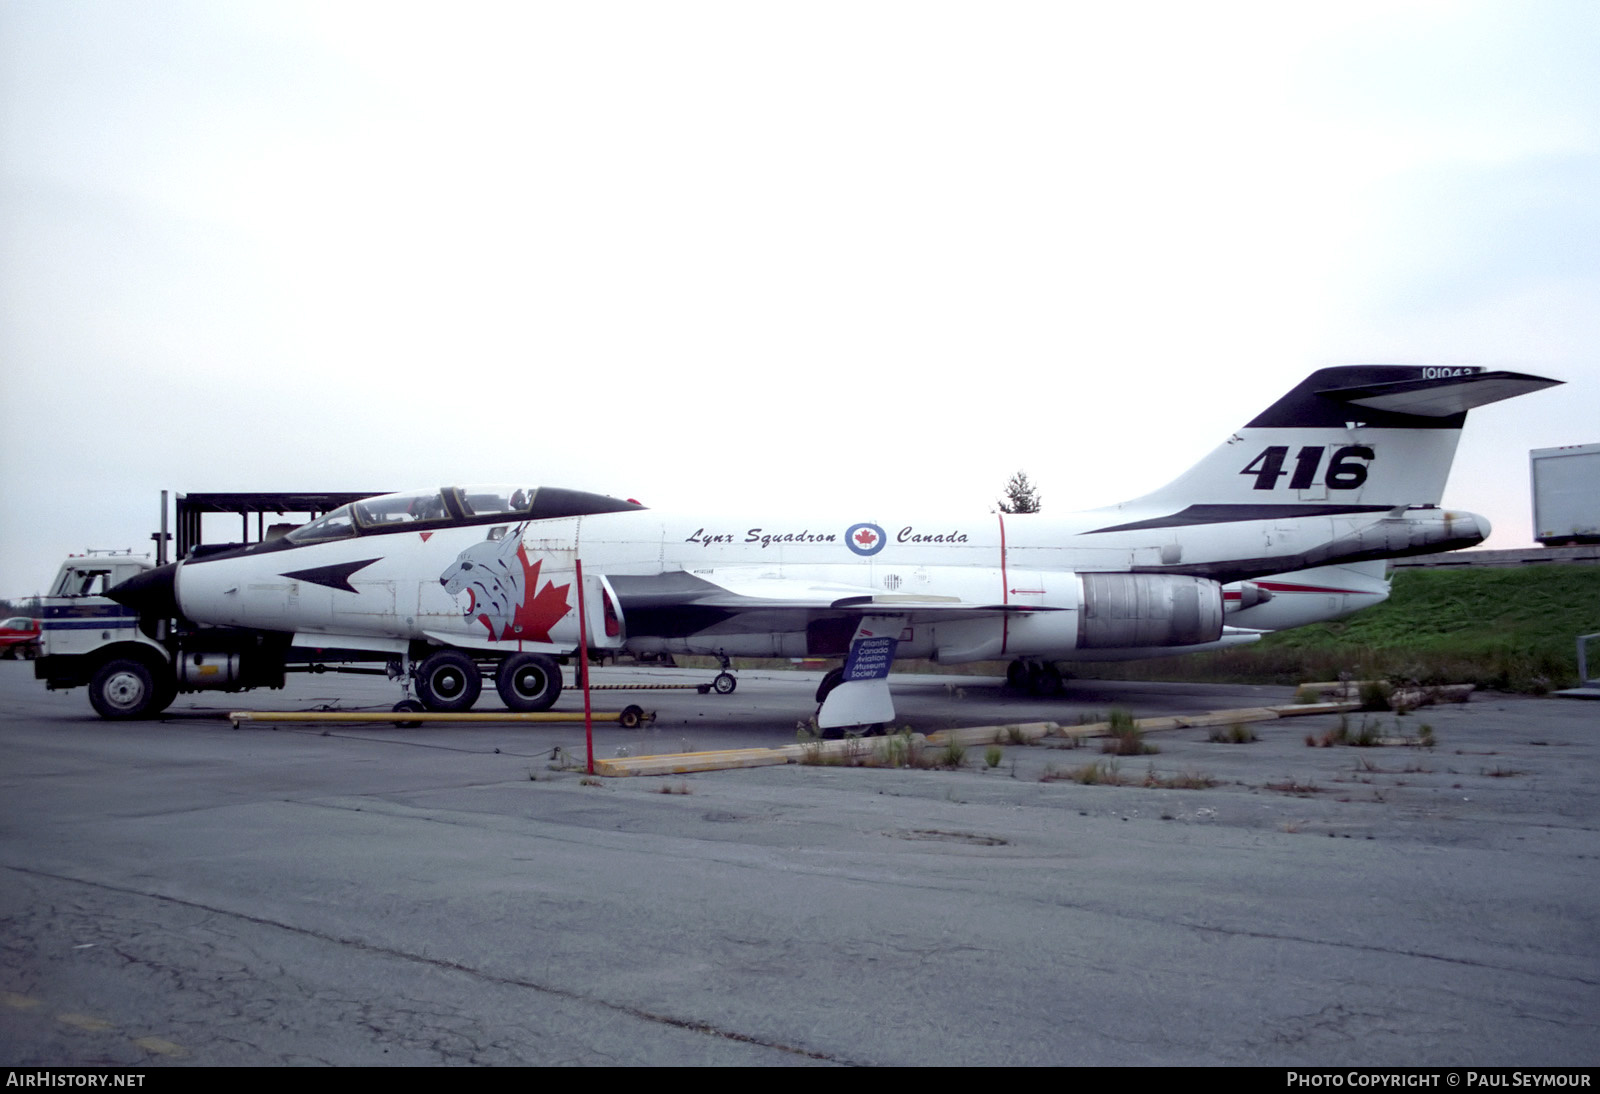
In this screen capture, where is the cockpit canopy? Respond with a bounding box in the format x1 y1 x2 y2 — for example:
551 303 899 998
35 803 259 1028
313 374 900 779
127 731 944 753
286 485 645 543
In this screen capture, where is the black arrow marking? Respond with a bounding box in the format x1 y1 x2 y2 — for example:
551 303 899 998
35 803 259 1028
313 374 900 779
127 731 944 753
280 557 383 593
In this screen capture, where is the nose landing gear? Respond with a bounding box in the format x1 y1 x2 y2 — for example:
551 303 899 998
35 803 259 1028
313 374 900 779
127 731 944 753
694 652 739 696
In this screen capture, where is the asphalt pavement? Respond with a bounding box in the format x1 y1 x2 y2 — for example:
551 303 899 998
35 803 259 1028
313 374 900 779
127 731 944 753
2 660 1596 1065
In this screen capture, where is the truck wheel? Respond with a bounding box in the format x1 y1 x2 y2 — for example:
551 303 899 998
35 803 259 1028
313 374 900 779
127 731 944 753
496 653 562 712
415 650 482 712
89 658 161 720
149 676 177 716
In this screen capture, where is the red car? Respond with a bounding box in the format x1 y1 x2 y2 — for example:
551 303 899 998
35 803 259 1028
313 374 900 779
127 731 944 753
0 616 40 660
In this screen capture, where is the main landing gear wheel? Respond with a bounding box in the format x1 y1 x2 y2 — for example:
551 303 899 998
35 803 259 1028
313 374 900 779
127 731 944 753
1030 662 1063 697
392 699 425 727
713 671 737 695
813 667 866 739
496 653 562 712
89 658 164 720
415 649 482 712
815 666 846 703
820 723 886 740
1006 659 1063 696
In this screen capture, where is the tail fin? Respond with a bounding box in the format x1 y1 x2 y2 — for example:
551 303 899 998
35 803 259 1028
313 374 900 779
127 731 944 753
1129 366 1560 513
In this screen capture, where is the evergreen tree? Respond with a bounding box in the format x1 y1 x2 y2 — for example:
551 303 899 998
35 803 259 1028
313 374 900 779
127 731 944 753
998 471 1041 514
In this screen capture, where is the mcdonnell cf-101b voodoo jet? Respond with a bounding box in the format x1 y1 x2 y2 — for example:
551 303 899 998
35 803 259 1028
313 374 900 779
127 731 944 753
99 365 1557 728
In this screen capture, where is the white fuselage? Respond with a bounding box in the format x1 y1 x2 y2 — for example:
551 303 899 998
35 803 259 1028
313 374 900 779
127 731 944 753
172 499 1470 663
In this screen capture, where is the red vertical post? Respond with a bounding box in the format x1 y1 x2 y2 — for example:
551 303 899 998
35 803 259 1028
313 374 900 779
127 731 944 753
575 558 594 774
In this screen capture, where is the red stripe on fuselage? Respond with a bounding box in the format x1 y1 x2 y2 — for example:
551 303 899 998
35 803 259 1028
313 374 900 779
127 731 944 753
1257 581 1368 595
998 513 1009 656
1223 582 1368 600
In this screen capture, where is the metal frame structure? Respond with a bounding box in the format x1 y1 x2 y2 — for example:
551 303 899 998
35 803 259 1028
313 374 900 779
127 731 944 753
168 492 385 563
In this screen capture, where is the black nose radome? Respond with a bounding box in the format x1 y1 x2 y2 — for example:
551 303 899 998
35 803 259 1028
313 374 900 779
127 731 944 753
107 563 180 620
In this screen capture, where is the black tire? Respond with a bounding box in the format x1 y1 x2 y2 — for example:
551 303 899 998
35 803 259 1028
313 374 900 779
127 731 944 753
496 653 562 712
1006 660 1030 690
1029 663 1063 697
619 704 644 729
89 658 161 720
713 671 737 695
392 699 425 727
415 650 482 712
814 666 846 703
149 676 177 717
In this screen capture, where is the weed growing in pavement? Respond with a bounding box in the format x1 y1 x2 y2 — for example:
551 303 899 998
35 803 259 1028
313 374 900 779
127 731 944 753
1103 708 1158 755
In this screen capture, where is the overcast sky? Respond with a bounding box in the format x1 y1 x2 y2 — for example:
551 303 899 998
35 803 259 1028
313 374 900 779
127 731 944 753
2 0 1595 594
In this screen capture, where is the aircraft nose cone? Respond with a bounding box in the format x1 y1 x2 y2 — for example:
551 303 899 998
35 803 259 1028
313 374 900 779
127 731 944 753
107 562 180 619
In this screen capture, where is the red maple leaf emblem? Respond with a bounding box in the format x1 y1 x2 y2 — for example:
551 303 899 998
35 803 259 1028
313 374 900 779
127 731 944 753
508 548 571 642
854 528 878 546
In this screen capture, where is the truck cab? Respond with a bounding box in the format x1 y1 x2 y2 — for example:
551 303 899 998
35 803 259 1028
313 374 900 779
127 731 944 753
40 555 159 654
35 553 175 718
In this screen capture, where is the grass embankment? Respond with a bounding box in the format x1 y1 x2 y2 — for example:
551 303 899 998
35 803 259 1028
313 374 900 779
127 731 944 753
673 565 1599 694
1070 564 1600 693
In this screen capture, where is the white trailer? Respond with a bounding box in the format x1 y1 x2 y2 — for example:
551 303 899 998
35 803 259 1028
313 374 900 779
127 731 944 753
1531 444 1600 546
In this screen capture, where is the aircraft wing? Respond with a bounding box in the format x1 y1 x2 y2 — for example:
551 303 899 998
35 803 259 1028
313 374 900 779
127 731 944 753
608 569 1041 619
412 568 1051 653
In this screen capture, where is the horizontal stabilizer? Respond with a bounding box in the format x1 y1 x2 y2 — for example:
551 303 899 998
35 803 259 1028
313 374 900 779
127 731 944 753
1246 365 1561 429
1318 371 1562 418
